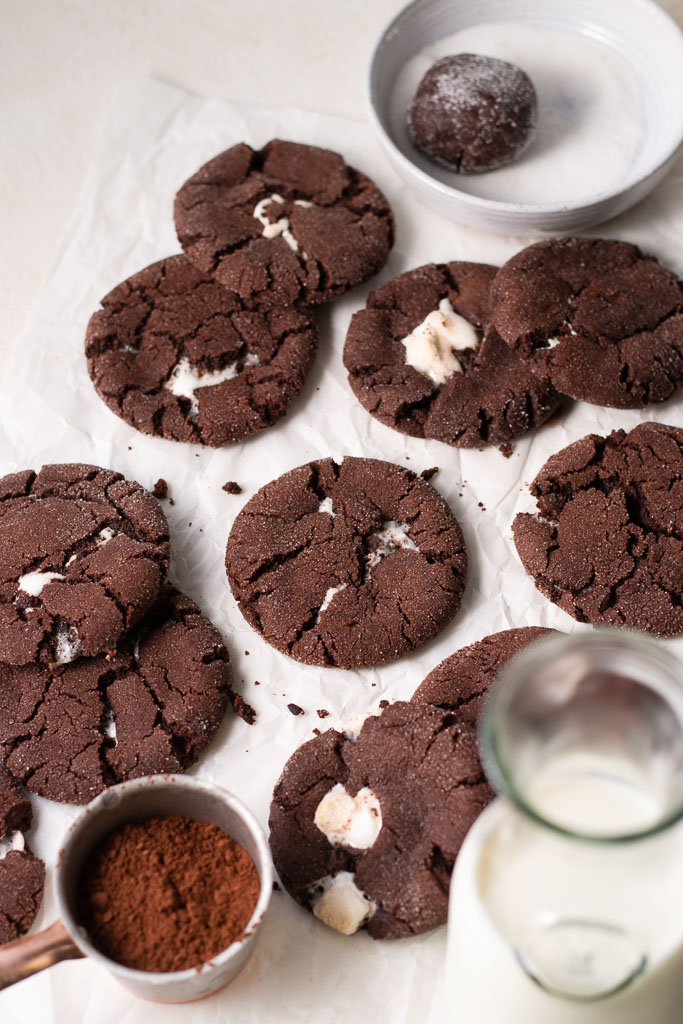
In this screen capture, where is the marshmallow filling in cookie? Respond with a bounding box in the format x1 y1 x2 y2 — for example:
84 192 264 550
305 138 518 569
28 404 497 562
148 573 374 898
318 497 335 517
0 830 25 860
342 710 380 741
165 354 261 419
314 782 382 849
315 583 347 623
401 298 478 385
96 527 118 546
252 194 314 252
309 871 377 936
366 521 418 570
18 529 116 599
542 325 578 350
102 706 118 742
54 624 83 666
17 571 65 597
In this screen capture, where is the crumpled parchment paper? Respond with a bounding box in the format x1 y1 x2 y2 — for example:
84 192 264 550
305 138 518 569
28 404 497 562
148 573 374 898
1 76 682 1024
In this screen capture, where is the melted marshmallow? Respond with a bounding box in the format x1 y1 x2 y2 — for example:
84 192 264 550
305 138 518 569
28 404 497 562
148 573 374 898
316 583 347 623
0 831 25 859
309 871 377 935
366 521 419 570
165 353 260 419
102 707 117 742
318 497 335 517
252 194 313 251
54 625 82 666
402 298 478 385
343 710 380 742
315 783 382 849
17 571 65 597
96 527 117 546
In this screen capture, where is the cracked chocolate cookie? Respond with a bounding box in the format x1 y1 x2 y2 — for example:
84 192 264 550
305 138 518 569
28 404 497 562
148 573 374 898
0 766 45 944
0 587 233 804
490 237 683 408
226 457 467 668
85 255 318 446
408 54 537 173
269 701 493 938
412 627 557 719
513 422 683 637
343 262 560 447
174 140 394 309
0 464 169 667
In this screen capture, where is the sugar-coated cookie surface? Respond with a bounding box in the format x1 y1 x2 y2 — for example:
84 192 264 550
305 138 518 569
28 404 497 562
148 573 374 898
490 237 683 408
408 54 537 173
269 701 493 938
343 262 560 447
0 587 233 804
226 457 467 669
412 626 558 718
85 255 318 446
0 765 45 944
513 422 683 637
174 140 394 309
0 464 169 668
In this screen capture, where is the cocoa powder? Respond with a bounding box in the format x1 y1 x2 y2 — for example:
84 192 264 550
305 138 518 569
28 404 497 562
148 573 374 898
78 814 260 972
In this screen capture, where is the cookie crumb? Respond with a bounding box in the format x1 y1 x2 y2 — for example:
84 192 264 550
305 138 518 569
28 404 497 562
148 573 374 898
244 650 250 656
287 703 304 716
151 478 168 500
169 498 175 506
223 481 242 495
379 699 390 709
232 694 257 725
254 679 260 685
420 466 439 481
499 443 513 459
316 709 329 719
312 728 321 736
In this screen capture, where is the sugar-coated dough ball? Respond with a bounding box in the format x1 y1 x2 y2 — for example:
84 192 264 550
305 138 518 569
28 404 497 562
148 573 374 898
408 53 538 173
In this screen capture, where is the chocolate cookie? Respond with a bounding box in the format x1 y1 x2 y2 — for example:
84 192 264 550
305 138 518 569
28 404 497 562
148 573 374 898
408 54 537 173
0 464 169 667
174 140 394 309
513 422 683 637
0 766 45 944
269 701 493 938
0 587 233 804
412 627 557 720
85 255 318 446
343 262 560 447
490 238 683 408
226 457 467 668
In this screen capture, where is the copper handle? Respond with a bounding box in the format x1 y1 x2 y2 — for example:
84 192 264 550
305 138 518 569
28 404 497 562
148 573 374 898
0 918 85 990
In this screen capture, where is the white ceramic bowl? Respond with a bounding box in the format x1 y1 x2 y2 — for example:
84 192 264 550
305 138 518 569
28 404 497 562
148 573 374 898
367 0 683 234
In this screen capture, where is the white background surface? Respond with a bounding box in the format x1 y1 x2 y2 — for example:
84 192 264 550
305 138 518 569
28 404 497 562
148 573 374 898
2 2 683 1023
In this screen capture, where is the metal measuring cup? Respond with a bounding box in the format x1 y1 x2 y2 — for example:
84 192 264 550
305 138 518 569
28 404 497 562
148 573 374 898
0 774 273 1002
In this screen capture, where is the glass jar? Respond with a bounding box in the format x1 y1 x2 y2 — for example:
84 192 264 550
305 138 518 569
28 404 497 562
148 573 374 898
477 630 683 1002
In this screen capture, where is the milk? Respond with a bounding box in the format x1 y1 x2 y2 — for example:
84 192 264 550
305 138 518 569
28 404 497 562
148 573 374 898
446 794 683 1022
